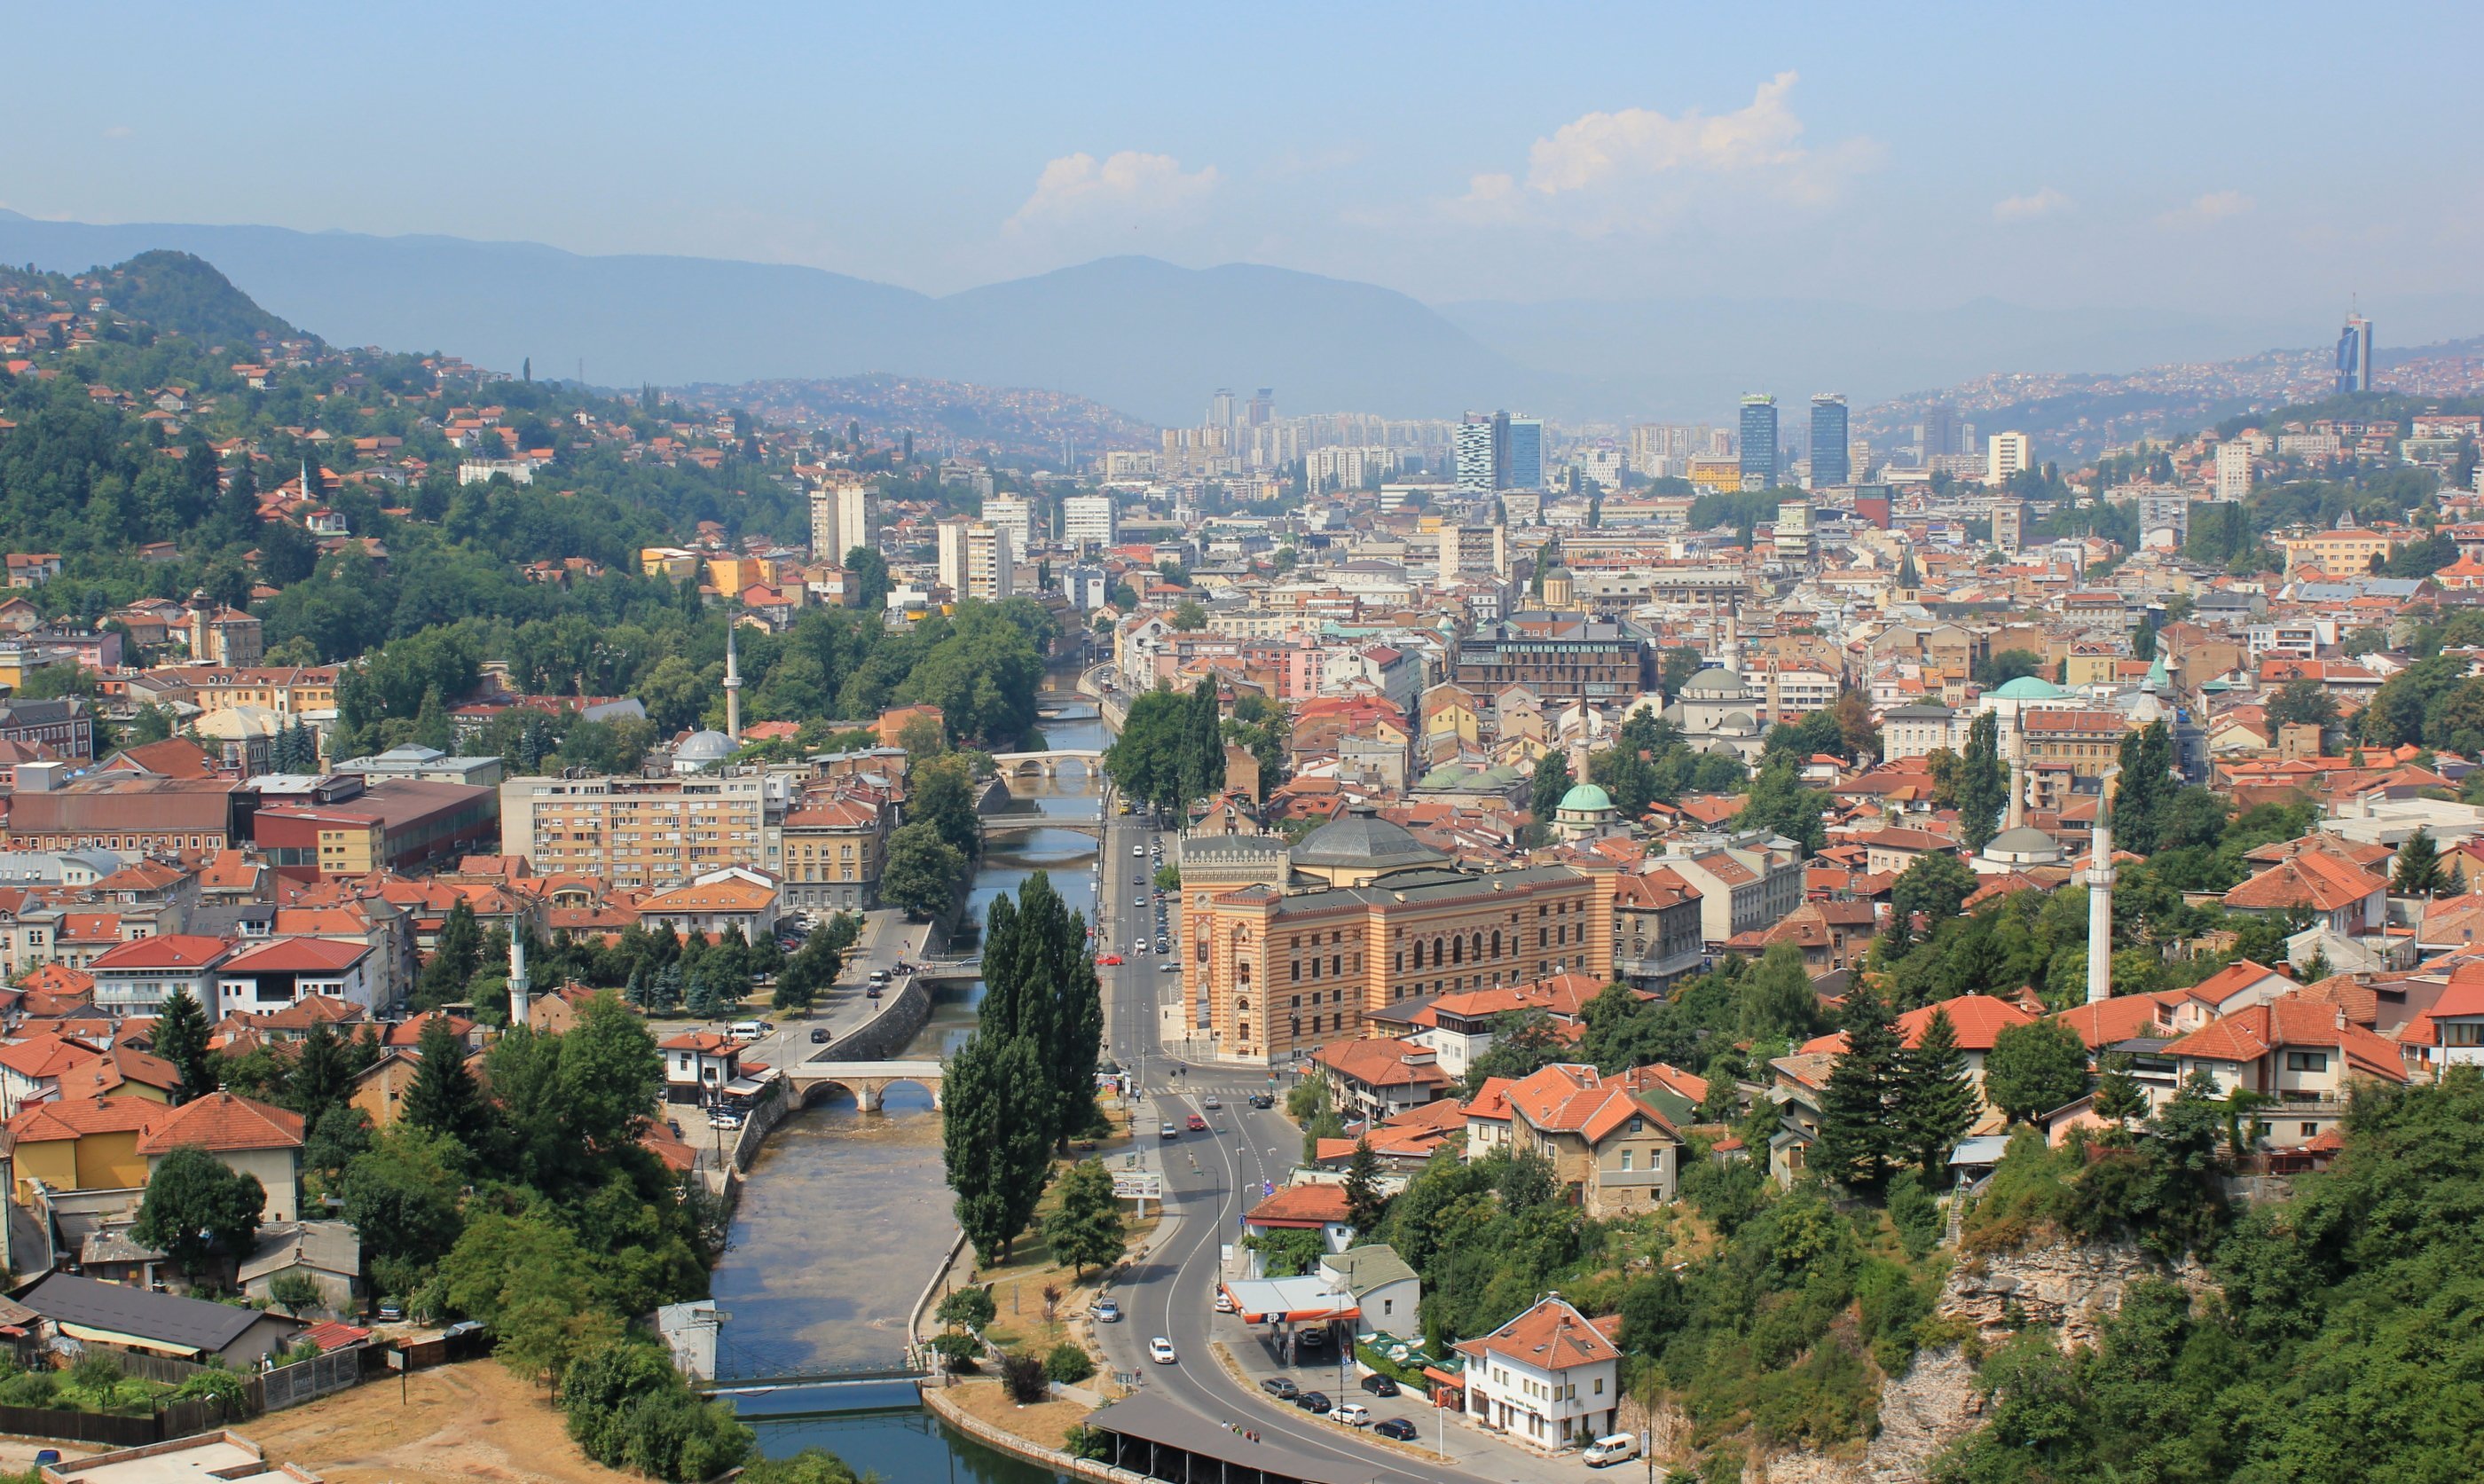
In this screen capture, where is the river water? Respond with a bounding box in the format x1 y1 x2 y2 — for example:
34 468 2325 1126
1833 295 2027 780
711 702 1107 1476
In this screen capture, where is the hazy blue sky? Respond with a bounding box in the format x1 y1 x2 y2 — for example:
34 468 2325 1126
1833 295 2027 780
11 3 2476 315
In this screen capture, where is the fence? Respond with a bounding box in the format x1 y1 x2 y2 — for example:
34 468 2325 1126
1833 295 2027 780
261 1348 362 1411
0 1404 158 1449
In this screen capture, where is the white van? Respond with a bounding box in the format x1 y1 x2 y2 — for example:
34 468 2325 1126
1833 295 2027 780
1584 1433 1640 1466
729 1020 765 1040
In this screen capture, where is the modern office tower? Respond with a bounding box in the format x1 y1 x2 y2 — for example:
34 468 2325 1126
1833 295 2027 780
1993 500 2026 554
2336 315 2374 394
2214 442 2252 500
1062 492 1118 548
1505 417 1545 489
1455 415 1498 491
1208 389 1236 429
808 474 875 563
1809 394 1850 488
1246 389 1274 427
1919 404 1962 461
1986 430 2032 483
982 493 1034 556
1739 395 1779 490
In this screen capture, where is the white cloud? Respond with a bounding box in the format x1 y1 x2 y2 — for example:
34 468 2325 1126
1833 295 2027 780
2159 189 2252 228
1445 73 1875 232
1993 187 2071 222
101 125 134 140
1004 150 1219 234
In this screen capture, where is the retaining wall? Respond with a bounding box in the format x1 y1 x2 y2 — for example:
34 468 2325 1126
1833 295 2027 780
918 1383 1146 1484
818 971 932 1063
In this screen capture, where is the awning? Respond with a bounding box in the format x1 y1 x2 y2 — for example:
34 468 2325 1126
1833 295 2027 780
1219 1277 1360 1325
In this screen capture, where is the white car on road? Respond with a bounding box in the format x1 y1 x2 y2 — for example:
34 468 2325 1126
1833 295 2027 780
1147 1337 1177 1364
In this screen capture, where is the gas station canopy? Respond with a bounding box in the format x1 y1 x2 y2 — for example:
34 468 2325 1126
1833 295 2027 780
1219 1277 1360 1325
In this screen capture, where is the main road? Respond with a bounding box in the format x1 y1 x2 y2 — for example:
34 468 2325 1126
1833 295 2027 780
1087 809 1505 1484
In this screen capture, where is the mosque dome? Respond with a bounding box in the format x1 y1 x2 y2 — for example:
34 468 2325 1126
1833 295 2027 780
674 730 734 765
1679 666 1751 698
1556 782 1614 814
1992 675 2070 701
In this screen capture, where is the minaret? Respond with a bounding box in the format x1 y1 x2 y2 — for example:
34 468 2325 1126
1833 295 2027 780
2084 775 2117 1005
722 619 743 743
508 926 531 1028
2006 756 2025 833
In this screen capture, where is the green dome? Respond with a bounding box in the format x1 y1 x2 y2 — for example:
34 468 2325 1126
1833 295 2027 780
1418 763 1474 789
1992 675 2069 700
1558 782 1615 813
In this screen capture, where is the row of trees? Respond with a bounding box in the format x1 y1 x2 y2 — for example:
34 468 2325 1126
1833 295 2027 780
942 874 1105 1263
1102 678 1226 817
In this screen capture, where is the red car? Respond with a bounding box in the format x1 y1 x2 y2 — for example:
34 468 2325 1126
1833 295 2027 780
1186 1113 1208 1132
1097 954 1123 966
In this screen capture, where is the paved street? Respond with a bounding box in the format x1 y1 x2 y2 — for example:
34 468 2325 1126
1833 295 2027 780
677 907 935 1078
1083 813 1602 1484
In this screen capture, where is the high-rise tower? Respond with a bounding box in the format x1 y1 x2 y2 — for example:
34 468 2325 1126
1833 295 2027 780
1809 395 1850 488
1739 395 1778 490
2336 315 2375 395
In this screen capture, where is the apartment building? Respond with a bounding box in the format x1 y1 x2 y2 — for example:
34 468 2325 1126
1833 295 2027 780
498 772 772 889
935 518 1015 601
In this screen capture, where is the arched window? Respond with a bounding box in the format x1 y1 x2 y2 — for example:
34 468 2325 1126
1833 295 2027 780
1491 929 1502 957
1471 933 1483 962
1450 936 1463 965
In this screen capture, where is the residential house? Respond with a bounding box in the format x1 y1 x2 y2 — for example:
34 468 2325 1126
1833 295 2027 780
88 935 235 1018
1498 1063 1684 1216
658 1031 748 1106
236 1221 363 1315
133 1092 306 1222
2 1096 157 1198
1452 1295 1623 1453
1313 1037 1457 1124
2161 993 2408 1147
1240 1182 1356 1261
18 1273 303 1364
1317 1245 1420 1340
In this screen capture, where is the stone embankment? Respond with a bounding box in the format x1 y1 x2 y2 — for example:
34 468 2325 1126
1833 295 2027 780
1763 1240 2213 1484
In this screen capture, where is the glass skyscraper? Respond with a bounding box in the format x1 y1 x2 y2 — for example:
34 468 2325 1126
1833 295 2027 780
1505 418 1544 489
1739 395 1779 490
2335 316 2373 395
1809 394 1850 487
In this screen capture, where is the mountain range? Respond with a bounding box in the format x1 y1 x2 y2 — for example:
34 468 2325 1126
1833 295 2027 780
2 209 2474 428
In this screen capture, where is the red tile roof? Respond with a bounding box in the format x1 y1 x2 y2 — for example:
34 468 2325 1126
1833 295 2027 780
1452 1295 1621 1372
134 1091 306 1154
1243 1182 1352 1229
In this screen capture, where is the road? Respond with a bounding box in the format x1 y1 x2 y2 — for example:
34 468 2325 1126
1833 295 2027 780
700 907 933 1081
1087 812 1507 1484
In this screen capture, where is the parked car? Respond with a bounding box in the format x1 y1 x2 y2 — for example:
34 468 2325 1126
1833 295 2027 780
1293 1390 1332 1414
1296 1326 1329 1347
1261 1376 1299 1400
1584 1433 1641 1467
1214 1288 1234 1313
1359 1372 1399 1396
1333 1403 1371 1427
1147 1337 1177 1364
1090 1299 1121 1323
1373 1417 1418 1441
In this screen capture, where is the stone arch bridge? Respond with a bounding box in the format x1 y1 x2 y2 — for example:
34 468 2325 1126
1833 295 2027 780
988 750 1104 779
787 1060 944 1112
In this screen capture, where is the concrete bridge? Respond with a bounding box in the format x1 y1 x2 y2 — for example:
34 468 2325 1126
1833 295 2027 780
979 813 1103 841
988 749 1104 779
787 1059 944 1111
911 956 982 984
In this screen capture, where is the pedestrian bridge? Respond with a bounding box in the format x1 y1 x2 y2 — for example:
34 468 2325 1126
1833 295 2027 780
988 749 1104 779
787 1060 943 1111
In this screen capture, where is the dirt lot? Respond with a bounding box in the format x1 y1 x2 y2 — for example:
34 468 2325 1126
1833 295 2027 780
939 1377 1091 1453
241 1361 632 1484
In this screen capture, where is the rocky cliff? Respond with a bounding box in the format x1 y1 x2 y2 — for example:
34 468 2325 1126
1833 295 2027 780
1760 1240 2212 1484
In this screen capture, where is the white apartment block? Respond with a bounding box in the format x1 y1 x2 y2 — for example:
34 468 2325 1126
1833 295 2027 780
937 519 1017 602
982 494 1034 556
1986 431 2032 483
499 773 774 889
808 475 875 564
2215 442 2252 499
1062 493 1117 547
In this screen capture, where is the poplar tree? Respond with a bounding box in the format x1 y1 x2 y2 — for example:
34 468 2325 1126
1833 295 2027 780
1956 711 2008 853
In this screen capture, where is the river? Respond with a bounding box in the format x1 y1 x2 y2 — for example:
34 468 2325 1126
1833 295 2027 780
709 699 1108 1476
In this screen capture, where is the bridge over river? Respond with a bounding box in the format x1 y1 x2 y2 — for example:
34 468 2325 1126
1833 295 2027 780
785 1059 944 1111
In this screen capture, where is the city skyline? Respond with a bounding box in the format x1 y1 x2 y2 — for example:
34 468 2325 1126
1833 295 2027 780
5 3 2476 327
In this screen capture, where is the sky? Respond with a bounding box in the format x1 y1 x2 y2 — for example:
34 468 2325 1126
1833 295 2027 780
9 2 2480 322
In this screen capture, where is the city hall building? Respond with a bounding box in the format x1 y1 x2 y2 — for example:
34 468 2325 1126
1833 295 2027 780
1180 806 1613 1066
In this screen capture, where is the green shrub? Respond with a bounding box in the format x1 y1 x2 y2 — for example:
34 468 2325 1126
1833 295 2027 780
1042 1342 1094 1385
0 1370 59 1407
998 1350 1048 1404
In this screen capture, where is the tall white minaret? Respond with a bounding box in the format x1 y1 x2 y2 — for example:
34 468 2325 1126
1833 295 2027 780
508 926 531 1028
2084 774 2117 1005
722 619 743 743
2006 756 2026 833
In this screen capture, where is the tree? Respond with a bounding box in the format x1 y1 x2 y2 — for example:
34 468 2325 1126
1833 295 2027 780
2394 826 2444 898
1178 678 1224 812
1735 943 1820 1042
1955 711 2008 853
155 987 218 1103
942 1029 1052 1264
402 1015 489 1150
1982 1017 2093 1125
1169 600 1207 631
1816 981 1906 1190
339 1125 468 1289
287 1020 353 1121
1529 750 1573 842
1887 851 1977 958
418 898 483 1010
2264 677 2338 734
132 1145 265 1278
2111 720 2179 856
1343 1136 1389 1233
882 820 965 920
1741 751 1830 856
2093 1051 2150 1137
1043 1158 1126 1278
1895 1007 1977 1175
843 546 890 611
